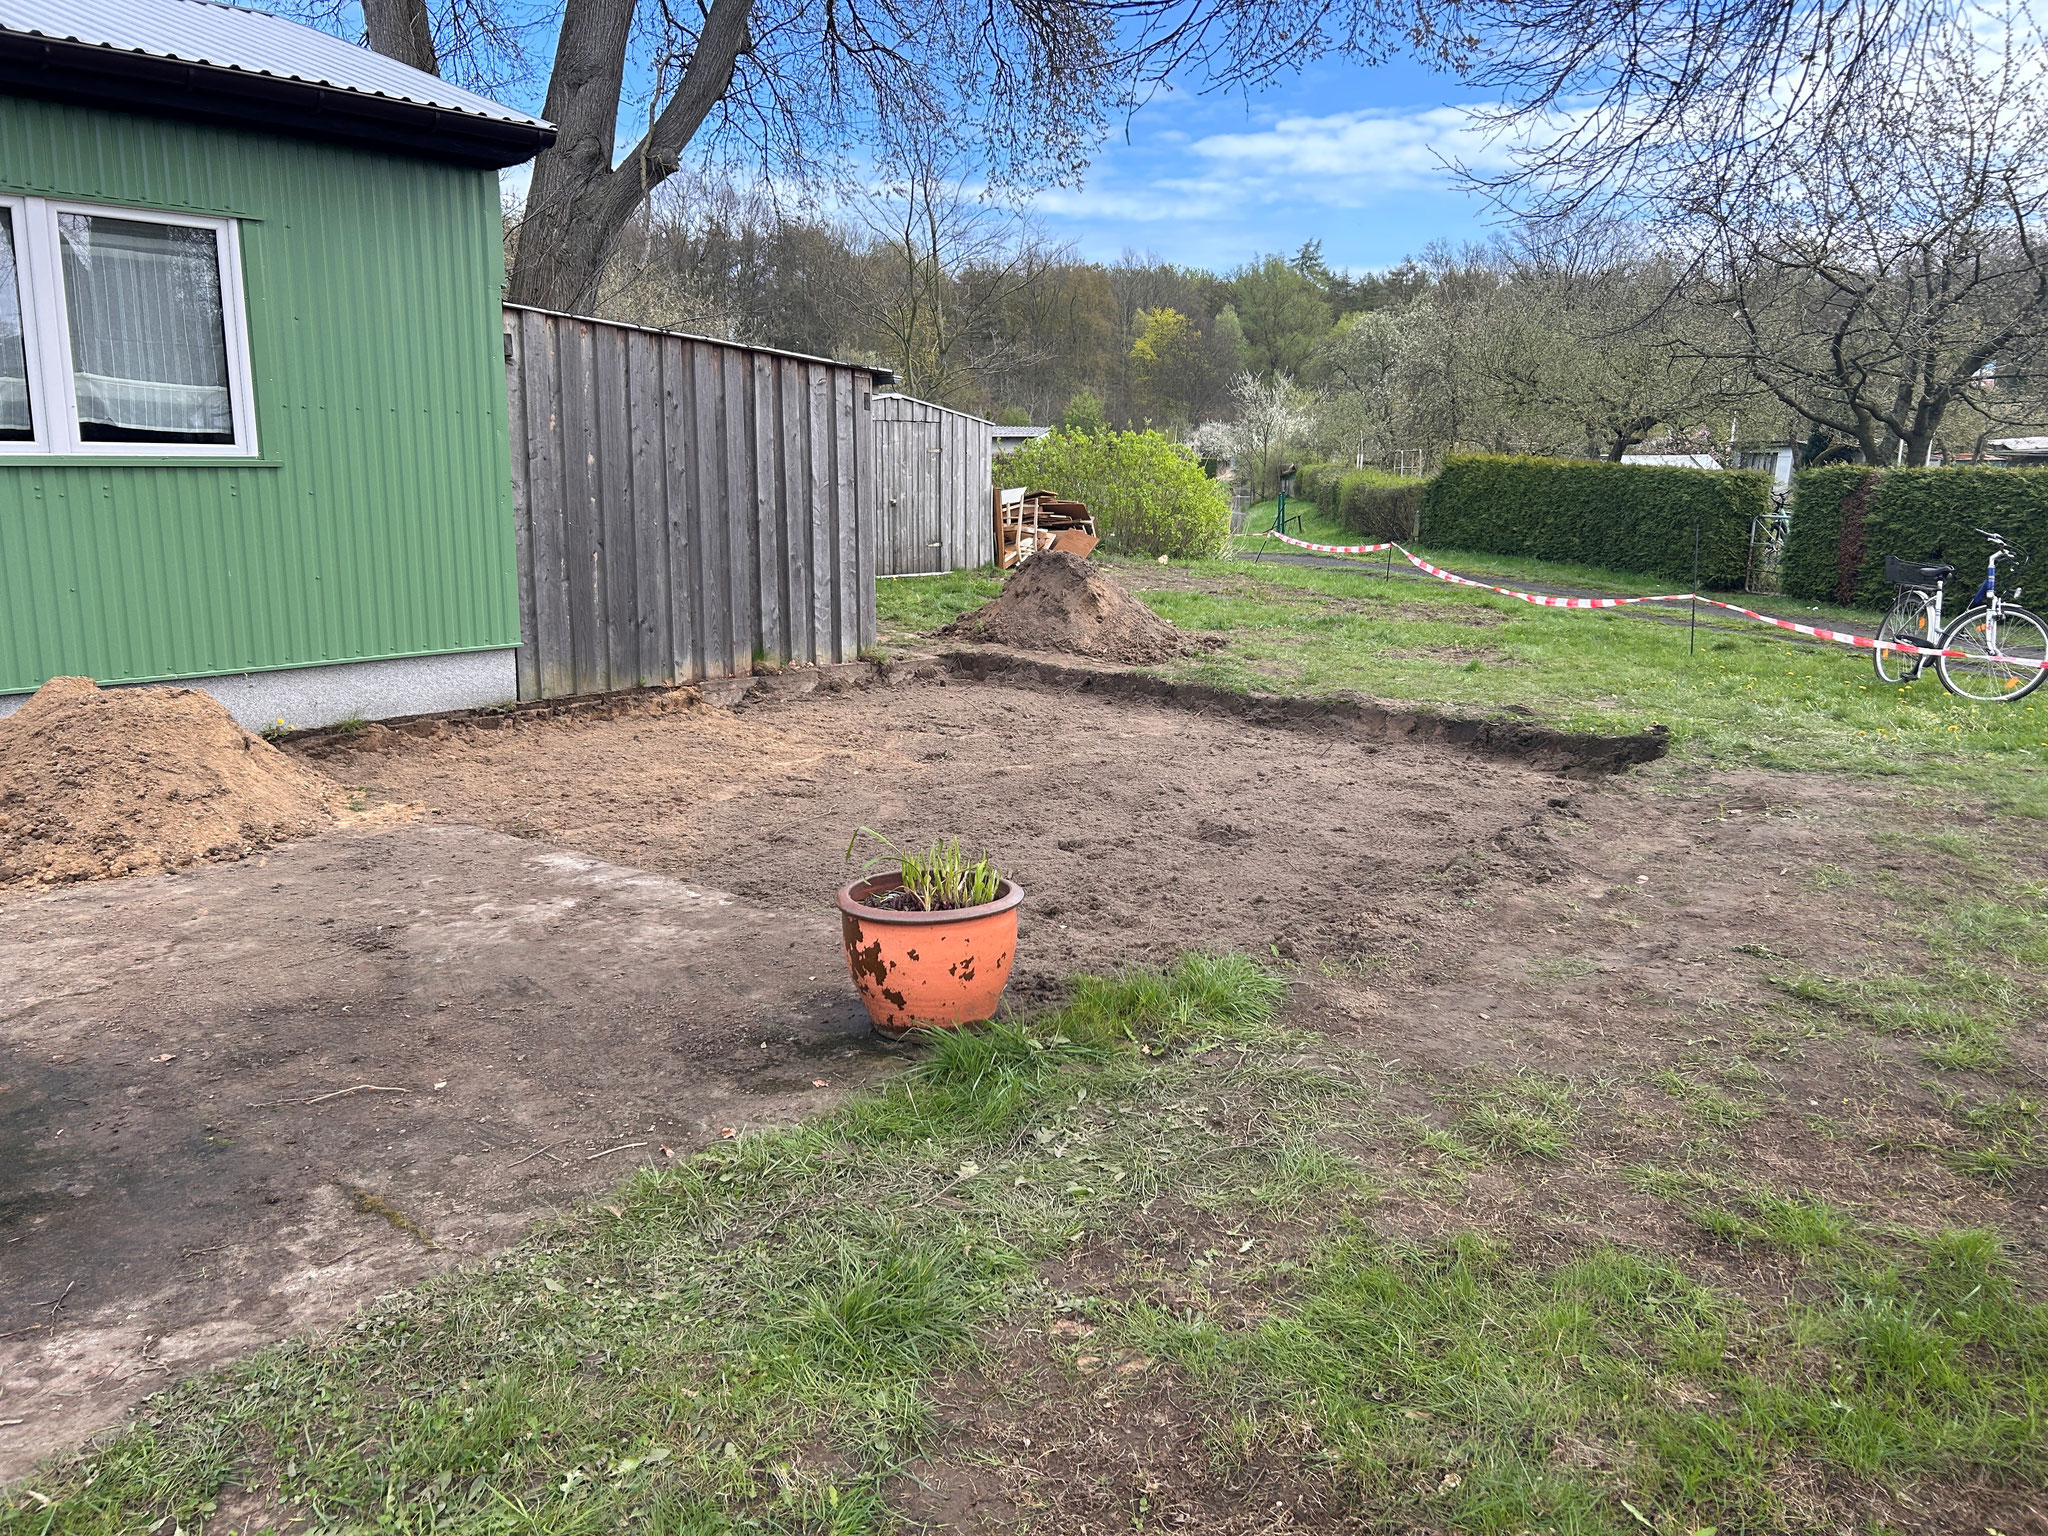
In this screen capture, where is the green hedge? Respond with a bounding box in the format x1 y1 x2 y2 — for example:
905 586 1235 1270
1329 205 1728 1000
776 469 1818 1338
1296 463 1426 541
1416 453 1768 587
997 429 1230 558
1783 466 2048 608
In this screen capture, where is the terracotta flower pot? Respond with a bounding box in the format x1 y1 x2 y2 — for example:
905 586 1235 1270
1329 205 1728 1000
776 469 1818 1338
836 872 1023 1037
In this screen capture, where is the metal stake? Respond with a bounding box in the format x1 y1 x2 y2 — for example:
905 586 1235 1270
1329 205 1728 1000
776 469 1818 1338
1690 519 1701 655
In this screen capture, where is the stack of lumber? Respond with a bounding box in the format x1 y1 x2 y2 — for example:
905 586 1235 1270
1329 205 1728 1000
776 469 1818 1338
995 486 1098 568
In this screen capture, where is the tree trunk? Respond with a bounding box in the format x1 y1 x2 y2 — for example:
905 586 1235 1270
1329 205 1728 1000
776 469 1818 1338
363 0 439 75
507 0 753 313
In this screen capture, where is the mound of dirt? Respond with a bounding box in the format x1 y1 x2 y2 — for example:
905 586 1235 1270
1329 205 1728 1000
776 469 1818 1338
0 677 343 887
939 550 1195 663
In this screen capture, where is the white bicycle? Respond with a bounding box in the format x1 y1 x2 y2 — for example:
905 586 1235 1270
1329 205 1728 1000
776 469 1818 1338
1874 530 2048 701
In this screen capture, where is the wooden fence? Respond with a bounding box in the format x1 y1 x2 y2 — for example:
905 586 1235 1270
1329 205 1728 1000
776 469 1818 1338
873 394 994 575
503 305 885 700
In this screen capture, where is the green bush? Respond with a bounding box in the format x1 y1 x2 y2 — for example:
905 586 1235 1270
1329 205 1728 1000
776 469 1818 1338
1295 463 1425 541
1779 466 1877 605
1418 453 1767 587
1060 391 1107 436
1783 466 2048 608
997 429 1230 558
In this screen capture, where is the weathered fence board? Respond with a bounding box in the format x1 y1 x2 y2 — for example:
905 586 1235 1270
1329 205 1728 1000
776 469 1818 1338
505 306 883 699
874 394 994 575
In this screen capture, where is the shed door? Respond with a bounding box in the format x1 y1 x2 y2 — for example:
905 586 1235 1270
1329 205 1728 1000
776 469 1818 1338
880 415 945 576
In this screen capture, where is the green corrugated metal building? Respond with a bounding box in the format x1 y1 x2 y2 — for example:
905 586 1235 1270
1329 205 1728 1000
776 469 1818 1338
0 0 553 727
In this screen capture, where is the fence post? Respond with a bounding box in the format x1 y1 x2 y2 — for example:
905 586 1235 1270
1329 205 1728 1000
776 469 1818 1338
1690 517 1701 655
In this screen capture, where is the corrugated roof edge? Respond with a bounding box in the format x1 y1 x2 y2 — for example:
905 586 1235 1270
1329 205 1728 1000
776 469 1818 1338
0 19 554 168
505 304 897 387
0 0 544 124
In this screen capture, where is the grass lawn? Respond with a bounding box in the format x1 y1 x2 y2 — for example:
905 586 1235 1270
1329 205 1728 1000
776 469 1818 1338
876 524 2048 817
1233 496 1881 617
10 538 2048 1536
14 959 2046 1535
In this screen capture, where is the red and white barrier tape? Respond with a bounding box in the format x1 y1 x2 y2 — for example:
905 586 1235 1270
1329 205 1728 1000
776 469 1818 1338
1261 534 1398 555
1259 528 2048 670
1398 549 1694 609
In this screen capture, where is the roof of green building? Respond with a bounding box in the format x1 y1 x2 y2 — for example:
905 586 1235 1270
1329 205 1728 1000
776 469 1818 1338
0 0 553 167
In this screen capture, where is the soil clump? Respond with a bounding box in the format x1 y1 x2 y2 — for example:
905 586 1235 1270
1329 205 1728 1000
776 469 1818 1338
940 550 1195 663
0 676 342 886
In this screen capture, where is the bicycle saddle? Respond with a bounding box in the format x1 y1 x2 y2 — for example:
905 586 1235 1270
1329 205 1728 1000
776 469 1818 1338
1885 556 1954 587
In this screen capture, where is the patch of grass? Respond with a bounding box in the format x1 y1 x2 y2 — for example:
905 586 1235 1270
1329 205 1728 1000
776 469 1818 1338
344 1184 437 1250
1629 1166 1889 1261
1452 1071 1583 1160
1651 1069 1763 1130
1777 963 2019 1070
326 712 371 739
1119 1225 2048 1534
1919 830 2007 879
1770 889 2047 1071
873 567 1000 643
1940 1091 2046 1186
1934 885 2048 966
1728 1192 1860 1256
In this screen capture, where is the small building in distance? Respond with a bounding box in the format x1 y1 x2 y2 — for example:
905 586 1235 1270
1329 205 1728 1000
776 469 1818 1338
1619 452 1723 471
1986 436 2048 468
1735 445 1798 490
991 423 1052 454
0 0 553 728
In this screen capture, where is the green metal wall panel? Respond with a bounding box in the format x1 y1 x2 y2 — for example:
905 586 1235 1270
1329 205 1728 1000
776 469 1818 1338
0 96 520 693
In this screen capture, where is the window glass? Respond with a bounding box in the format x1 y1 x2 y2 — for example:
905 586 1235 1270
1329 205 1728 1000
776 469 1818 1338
0 208 30 441
59 213 233 444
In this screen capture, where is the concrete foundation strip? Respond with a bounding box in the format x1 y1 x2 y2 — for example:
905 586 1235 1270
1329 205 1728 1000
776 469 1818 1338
1262 530 2048 670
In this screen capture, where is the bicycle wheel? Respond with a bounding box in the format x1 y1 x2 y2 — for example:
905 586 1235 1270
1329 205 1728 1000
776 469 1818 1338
1874 592 1934 682
1935 604 2048 701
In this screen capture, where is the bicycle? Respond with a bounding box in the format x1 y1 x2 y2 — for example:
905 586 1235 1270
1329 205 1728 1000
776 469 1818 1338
1873 529 2048 700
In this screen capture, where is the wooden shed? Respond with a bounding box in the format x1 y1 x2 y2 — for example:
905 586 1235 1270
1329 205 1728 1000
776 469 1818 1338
873 394 995 575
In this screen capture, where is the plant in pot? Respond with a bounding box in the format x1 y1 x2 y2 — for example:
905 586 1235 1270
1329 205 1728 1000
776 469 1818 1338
838 829 1023 1038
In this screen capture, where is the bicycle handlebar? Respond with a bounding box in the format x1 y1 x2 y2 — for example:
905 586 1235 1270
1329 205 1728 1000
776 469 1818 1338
1974 529 2030 569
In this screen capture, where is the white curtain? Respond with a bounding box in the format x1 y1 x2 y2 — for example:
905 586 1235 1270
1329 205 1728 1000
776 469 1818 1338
60 213 232 441
0 210 29 438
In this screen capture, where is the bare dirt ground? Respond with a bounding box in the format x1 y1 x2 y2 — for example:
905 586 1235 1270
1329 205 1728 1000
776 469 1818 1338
5 659 2043 1519
0 824 887 1476
309 656 2044 1269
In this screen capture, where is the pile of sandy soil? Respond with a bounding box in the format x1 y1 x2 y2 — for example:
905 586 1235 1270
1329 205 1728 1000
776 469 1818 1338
0 677 344 887
939 550 1195 663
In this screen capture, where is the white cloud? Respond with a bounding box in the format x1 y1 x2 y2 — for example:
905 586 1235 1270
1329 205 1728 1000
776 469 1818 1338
1022 101 1513 248
1029 181 1232 224
1189 104 1514 201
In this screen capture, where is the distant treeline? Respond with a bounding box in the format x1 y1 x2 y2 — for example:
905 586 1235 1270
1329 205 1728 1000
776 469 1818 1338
580 178 1423 429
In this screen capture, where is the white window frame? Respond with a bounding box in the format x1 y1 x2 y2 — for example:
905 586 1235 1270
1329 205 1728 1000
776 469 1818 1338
0 194 258 459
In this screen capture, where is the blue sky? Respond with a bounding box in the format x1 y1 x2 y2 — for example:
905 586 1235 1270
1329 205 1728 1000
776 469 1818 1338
1023 56 1508 275
469 21 1507 280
